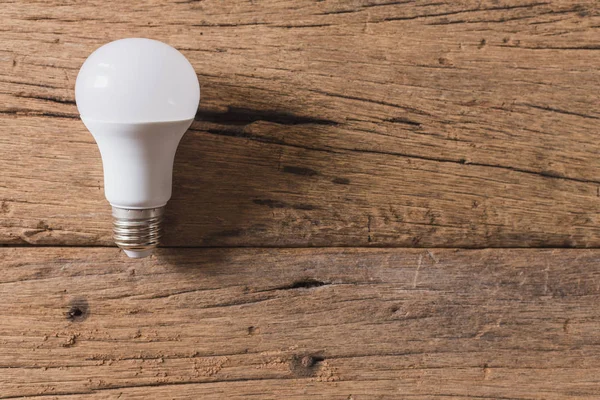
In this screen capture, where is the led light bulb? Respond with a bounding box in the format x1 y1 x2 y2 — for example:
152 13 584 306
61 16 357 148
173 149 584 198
75 38 200 258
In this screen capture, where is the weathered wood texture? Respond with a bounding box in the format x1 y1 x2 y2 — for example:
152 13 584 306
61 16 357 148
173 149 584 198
1 247 600 399
1 0 599 247
2 2 600 399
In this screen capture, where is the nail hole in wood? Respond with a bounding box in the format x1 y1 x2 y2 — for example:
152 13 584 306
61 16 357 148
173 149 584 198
66 298 89 322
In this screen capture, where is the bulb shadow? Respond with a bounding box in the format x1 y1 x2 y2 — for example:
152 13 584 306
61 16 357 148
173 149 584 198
159 81 342 269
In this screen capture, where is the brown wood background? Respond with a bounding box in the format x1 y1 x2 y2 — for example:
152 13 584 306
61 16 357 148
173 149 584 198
1 0 599 398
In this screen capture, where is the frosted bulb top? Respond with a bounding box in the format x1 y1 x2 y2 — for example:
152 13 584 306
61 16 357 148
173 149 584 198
75 38 200 123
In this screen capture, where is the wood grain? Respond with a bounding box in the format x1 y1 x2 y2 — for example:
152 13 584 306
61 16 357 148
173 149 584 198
1 3 599 398
1 247 600 399
1 0 599 247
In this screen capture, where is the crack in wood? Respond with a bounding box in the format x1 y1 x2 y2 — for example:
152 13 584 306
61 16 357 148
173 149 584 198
14 93 76 105
272 278 330 291
380 2 551 23
196 107 338 127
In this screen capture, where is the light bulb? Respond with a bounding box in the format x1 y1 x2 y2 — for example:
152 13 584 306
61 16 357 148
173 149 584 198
75 38 200 258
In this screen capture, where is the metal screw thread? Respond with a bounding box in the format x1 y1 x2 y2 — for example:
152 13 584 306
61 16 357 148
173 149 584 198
112 207 164 256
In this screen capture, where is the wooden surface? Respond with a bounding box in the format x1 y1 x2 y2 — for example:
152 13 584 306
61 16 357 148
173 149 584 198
1 0 600 398
2 248 600 399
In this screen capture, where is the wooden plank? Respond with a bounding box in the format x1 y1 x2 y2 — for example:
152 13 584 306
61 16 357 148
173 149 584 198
0 247 599 398
1 0 599 247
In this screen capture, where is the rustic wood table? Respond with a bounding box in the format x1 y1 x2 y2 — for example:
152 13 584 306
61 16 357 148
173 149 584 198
1 1 599 398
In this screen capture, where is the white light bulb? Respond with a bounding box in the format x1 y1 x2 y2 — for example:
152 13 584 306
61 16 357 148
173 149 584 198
75 38 200 258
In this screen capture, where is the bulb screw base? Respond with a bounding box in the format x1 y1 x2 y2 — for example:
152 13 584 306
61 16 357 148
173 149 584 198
112 207 164 258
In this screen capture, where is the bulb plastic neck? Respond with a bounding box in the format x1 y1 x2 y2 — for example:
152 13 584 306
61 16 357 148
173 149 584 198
81 118 192 209
112 206 165 258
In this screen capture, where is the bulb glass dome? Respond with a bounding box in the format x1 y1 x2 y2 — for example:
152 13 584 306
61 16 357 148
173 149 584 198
75 38 200 123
